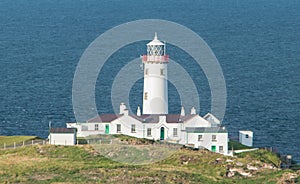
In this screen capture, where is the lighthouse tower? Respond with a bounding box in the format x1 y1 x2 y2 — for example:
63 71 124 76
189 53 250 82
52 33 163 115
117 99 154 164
142 33 169 114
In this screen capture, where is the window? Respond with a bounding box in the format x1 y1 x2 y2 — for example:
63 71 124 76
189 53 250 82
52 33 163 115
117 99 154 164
131 124 136 133
145 68 149 75
219 146 224 152
160 69 164 76
173 128 178 137
212 135 217 142
82 125 88 131
245 134 249 138
117 124 121 133
144 92 148 100
147 128 151 137
95 124 99 131
198 135 203 141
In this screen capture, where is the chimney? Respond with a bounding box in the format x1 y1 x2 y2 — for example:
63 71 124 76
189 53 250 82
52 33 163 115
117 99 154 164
159 115 166 123
191 107 196 115
120 102 126 114
180 106 185 116
137 106 141 116
124 109 129 116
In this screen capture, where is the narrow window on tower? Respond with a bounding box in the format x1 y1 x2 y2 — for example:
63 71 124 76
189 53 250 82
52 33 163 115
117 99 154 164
145 68 149 75
144 92 148 100
160 69 164 76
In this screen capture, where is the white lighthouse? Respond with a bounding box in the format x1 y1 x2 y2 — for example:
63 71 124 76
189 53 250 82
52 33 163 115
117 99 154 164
142 33 169 115
66 32 230 155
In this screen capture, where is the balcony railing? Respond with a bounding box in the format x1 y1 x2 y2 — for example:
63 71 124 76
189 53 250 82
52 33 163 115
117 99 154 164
142 55 169 63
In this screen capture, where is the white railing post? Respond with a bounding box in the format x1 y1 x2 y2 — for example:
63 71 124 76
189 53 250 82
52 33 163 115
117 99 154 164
32 140 34 146
23 141 25 147
14 142 16 149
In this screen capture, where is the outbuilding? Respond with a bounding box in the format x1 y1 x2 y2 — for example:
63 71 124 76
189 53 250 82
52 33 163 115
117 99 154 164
239 130 253 147
49 127 77 145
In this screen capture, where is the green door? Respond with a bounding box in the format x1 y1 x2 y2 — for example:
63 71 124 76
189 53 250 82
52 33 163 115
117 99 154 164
160 127 165 140
211 145 216 152
105 125 109 134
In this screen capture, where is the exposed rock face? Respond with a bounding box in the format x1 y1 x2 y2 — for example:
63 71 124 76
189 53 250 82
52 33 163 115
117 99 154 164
247 164 258 171
276 173 298 184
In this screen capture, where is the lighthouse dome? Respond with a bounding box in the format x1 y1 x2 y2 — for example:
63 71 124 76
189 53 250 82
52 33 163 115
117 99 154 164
147 32 164 46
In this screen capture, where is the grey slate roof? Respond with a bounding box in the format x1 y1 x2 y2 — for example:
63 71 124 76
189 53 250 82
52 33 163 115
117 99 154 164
87 114 198 123
130 114 197 123
87 114 122 122
50 128 76 134
185 127 227 133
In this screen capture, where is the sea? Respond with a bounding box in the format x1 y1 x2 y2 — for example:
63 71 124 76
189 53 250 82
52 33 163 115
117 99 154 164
0 0 299 161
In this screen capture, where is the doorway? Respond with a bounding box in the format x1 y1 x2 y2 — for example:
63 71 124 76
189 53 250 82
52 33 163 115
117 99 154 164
160 127 165 140
211 145 216 152
105 124 109 134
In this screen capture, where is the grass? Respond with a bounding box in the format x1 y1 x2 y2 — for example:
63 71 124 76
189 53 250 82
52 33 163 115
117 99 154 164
228 140 252 150
0 136 39 146
0 141 299 183
236 149 281 167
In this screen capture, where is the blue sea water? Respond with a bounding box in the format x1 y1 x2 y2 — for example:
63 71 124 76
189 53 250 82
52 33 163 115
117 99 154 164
0 0 299 161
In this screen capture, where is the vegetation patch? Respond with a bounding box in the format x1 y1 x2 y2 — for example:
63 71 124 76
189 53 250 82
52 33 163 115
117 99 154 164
0 136 39 147
0 136 299 183
228 140 252 150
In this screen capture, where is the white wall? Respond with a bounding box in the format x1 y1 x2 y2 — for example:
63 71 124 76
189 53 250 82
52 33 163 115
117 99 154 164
49 133 76 146
67 123 109 137
239 131 253 147
180 132 228 154
184 116 211 128
143 63 168 114
111 115 144 138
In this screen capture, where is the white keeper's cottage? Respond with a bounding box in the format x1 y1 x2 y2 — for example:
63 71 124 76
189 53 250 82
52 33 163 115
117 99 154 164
49 127 77 146
66 33 230 155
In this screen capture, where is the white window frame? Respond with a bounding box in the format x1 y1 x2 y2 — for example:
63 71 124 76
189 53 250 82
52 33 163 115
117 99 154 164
212 135 217 142
219 146 224 153
117 124 121 133
131 124 136 133
147 128 151 137
198 134 203 141
173 128 178 137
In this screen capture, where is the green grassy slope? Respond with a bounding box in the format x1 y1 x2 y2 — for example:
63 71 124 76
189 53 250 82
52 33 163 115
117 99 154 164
0 136 39 146
0 143 299 183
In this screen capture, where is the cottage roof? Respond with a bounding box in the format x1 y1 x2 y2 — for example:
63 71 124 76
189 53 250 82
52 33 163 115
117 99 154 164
130 114 197 123
50 127 76 134
185 127 227 133
87 114 122 122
